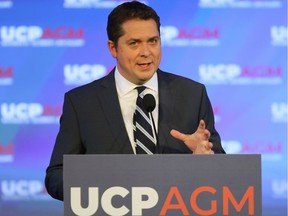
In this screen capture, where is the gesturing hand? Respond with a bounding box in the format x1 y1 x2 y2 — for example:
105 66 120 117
170 120 214 154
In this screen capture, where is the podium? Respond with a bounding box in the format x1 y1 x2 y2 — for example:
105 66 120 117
64 154 261 216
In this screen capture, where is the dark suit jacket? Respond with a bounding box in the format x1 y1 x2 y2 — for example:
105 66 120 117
45 69 225 200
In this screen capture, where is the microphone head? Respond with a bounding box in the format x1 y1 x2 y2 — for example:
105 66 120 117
143 94 156 112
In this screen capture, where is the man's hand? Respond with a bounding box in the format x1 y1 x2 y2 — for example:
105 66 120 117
170 120 214 154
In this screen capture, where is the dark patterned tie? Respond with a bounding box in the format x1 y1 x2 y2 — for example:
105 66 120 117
133 86 156 154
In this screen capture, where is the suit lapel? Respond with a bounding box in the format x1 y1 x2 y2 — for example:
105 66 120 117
157 71 175 153
97 70 134 154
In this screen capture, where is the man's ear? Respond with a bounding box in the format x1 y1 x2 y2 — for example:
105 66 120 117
108 40 117 58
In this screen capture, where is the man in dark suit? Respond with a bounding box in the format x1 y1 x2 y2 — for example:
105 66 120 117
45 1 225 201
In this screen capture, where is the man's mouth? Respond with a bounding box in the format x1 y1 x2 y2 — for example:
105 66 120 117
138 62 151 68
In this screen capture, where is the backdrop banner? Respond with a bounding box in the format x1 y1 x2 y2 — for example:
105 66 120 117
0 1 287 215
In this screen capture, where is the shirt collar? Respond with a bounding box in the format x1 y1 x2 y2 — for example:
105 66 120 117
115 67 158 96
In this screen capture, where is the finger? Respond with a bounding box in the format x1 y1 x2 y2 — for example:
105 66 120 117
170 129 187 142
207 142 213 149
197 120 206 133
203 142 213 150
204 129 211 140
204 143 214 154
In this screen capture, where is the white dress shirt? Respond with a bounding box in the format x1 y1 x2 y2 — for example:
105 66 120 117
114 67 159 154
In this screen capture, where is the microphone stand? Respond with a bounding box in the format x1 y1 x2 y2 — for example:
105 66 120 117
148 112 160 154
144 93 161 154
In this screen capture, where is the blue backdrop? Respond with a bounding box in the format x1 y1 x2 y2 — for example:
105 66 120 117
0 0 287 215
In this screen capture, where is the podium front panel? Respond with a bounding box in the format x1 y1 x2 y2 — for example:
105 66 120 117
64 154 261 216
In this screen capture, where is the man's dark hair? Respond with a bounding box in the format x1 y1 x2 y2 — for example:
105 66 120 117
107 1 160 47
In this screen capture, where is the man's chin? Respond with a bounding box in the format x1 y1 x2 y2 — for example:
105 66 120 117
135 76 153 85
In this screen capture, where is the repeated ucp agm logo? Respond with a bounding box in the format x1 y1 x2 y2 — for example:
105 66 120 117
0 103 62 124
63 0 148 8
0 0 13 8
0 26 85 47
198 64 283 85
222 140 284 161
160 26 220 47
198 0 283 8
64 64 109 85
0 179 50 201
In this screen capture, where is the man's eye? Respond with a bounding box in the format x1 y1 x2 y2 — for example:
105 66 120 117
129 41 137 46
149 38 158 44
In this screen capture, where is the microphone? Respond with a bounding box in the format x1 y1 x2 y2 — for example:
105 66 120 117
143 94 159 153
143 94 156 112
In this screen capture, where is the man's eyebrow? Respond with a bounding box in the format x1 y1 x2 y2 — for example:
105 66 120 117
127 36 160 41
127 38 141 42
149 36 160 39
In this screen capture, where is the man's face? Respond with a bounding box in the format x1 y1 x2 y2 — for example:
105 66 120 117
108 19 162 85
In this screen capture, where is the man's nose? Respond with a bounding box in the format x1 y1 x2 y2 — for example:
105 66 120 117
139 43 151 56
